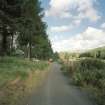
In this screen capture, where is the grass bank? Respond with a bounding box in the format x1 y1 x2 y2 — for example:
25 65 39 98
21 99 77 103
0 57 50 105
61 58 105 105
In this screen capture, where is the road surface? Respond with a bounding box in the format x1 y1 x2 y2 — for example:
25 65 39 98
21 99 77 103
24 63 95 105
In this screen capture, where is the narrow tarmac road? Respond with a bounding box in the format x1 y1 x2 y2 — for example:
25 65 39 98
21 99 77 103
25 63 94 105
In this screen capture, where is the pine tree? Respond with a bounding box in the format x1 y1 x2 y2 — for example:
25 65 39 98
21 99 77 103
0 0 21 55
18 0 53 60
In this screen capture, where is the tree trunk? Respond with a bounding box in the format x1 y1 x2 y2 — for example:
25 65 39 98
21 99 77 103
10 34 14 52
1 25 8 56
28 42 32 60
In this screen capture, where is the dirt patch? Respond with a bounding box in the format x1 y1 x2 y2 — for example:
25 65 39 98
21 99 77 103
0 68 50 105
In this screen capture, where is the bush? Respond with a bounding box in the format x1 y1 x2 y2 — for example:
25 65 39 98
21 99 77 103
61 58 105 105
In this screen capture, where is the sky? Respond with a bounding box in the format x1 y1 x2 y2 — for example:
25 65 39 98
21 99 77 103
41 0 105 52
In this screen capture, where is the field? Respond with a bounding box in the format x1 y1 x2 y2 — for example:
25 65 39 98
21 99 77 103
0 57 49 105
60 47 105 105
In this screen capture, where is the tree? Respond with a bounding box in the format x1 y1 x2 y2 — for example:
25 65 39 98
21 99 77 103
18 0 53 60
0 0 53 60
0 0 21 56
17 0 43 59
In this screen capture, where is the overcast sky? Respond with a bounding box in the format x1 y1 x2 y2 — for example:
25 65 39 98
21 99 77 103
41 0 105 52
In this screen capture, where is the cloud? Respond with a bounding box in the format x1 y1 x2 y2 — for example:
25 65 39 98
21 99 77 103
51 27 105 52
101 23 105 29
77 0 100 21
45 0 74 18
45 0 100 21
49 21 81 33
73 19 81 26
50 25 73 32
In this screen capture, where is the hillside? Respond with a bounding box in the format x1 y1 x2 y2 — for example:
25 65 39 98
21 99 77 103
80 46 105 59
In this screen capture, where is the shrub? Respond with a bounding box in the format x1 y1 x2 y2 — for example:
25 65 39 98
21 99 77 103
61 57 105 105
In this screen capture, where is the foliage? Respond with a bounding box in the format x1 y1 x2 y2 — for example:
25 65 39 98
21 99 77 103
0 0 21 55
62 57 105 105
80 46 105 59
59 52 80 62
0 0 53 60
31 34 53 60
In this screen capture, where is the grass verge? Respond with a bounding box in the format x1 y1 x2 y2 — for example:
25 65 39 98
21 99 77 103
0 57 50 105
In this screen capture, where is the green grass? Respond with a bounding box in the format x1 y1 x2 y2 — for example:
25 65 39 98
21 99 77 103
0 57 49 105
0 57 49 87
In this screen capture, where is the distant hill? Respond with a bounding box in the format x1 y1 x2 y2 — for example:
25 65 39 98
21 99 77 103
80 46 105 59
59 46 105 61
59 52 80 61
